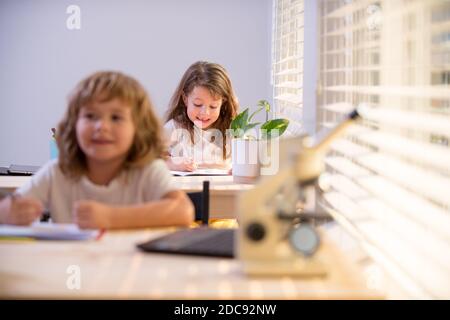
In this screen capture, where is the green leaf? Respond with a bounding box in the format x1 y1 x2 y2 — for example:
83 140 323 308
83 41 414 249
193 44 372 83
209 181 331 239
260 118 289 139
257 100 271 112
243 122 261 132
230 108 249 131
231 122 261 138
230 100 289 140
231 128 246 138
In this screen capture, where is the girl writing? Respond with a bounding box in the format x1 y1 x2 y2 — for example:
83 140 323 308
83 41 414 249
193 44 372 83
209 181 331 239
165 61 239 171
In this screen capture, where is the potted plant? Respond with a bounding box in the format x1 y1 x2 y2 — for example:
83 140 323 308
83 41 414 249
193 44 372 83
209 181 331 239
230 100 289 183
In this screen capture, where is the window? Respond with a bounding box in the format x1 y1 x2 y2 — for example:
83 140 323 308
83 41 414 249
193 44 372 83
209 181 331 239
317 0 450 298
272 0 305 135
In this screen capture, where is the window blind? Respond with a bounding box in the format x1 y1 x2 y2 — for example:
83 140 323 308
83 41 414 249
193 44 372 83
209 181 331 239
318 0 450 298
272 0 305 135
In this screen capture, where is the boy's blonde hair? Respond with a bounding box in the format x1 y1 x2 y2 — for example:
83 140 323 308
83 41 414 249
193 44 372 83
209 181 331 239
165 61 239 158
57 71 164 179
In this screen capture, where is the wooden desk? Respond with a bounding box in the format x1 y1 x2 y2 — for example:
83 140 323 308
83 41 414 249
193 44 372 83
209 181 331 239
0 228 381 299
0 175 252 219
0 176 30 192
173 176 253 219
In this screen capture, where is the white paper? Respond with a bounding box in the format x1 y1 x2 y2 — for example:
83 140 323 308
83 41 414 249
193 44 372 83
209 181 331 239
171 169 230 176
0 222 100 240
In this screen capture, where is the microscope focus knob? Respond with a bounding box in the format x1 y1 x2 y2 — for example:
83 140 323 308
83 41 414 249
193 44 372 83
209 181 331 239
288 224 320 257
246 223 266 241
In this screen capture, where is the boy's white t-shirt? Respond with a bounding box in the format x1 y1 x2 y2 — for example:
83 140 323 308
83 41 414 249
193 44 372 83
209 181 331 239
164 120 231 169
15 159 177 223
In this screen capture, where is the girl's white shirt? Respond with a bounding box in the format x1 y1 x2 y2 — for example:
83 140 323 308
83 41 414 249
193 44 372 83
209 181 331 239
164 120 231 169
16 159 177 223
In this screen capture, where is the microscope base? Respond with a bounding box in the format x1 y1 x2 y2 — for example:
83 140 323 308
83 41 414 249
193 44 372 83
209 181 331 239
242 257 328 277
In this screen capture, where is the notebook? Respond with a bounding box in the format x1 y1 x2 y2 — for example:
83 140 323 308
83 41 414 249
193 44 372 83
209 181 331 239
171 169 230 176
137 227 235 258
0 222 100 241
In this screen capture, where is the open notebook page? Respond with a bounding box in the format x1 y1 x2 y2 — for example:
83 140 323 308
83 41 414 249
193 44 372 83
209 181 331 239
171 169 230 176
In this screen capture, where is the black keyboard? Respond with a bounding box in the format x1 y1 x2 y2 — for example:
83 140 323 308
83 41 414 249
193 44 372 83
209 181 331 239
137 228 235 258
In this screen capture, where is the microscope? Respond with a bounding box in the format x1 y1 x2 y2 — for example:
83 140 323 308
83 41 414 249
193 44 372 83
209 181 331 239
237 110 360 276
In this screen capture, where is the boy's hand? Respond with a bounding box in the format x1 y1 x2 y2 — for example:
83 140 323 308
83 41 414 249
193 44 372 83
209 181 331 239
172 157 197 172
73 200 113 229
0 195 43 225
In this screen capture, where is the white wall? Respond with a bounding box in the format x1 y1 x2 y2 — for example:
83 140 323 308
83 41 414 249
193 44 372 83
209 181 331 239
0 0 272 166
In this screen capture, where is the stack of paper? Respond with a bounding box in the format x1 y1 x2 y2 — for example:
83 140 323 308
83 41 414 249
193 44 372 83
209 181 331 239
0 222 100 241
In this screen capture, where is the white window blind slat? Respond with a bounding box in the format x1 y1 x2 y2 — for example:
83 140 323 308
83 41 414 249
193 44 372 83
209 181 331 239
329 174 369 198
325 156 371 177
274 67 304 76
274 93 303 105
323 192 371 221
322 102 355 114
325 85 450 99
275 81 303 89
330 138 372 157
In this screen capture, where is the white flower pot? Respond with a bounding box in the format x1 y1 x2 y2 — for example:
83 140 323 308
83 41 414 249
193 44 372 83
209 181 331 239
231 138 260 183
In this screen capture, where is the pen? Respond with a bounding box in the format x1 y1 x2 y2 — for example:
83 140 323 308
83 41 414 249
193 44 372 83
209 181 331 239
95 229 105 241
0 236 36 243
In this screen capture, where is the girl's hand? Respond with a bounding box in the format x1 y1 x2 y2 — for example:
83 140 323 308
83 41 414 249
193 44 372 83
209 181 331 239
171 157 197 172
0 195 43 225
73 200 113 229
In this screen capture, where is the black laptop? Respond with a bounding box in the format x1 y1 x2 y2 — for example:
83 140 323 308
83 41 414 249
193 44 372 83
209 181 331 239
137 227 235 258
0 167 8 175
6 164 40 176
